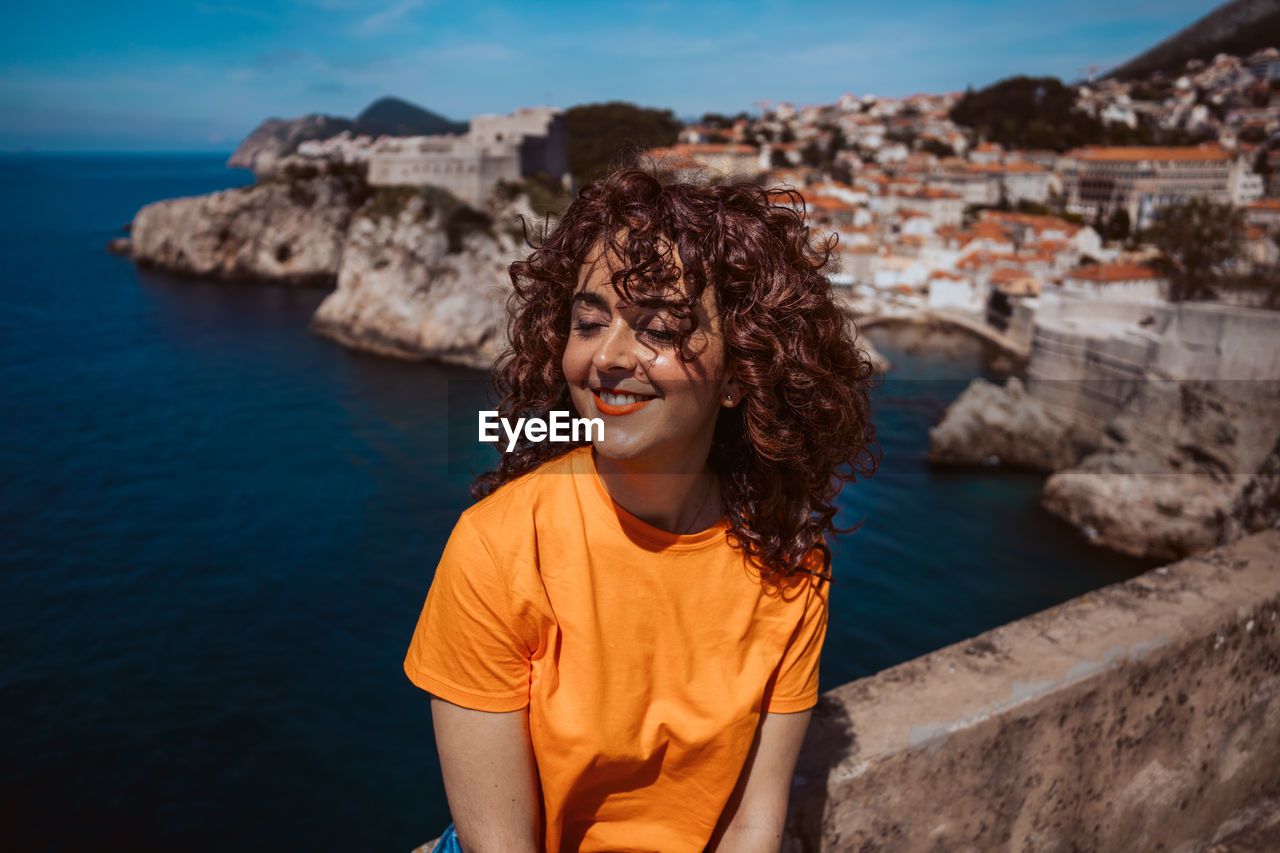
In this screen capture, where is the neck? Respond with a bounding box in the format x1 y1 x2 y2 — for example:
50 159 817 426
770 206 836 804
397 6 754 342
593 449 722 535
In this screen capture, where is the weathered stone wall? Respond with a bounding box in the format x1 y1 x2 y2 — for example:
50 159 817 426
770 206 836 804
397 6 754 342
784 528 1280 853
1025 297 1280 427
1153 302 1280 382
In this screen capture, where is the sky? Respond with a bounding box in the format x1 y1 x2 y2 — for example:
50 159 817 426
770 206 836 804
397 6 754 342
0 0 1225 151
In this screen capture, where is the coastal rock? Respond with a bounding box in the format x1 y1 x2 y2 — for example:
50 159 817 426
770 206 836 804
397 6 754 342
1219 433 1280 544
1041 380 1280 560
128 173 364 286
310 186 521 370
925 376 1095 471
227 114 353 177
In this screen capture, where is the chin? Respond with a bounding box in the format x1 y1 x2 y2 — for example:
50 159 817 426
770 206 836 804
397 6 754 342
591 434 653 464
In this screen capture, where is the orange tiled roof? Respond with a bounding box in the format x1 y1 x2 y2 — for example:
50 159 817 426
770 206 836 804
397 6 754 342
1067 263 1161 282
990 267 1035 283
972 222 1013 240
1069 144 1229 163
1033 239 1071 252
983 211 1082 236
804 195 856 211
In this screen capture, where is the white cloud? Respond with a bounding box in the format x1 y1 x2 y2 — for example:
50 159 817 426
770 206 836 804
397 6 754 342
355 0 425 35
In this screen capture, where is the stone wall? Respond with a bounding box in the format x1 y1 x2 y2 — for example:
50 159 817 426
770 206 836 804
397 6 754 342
784 528 1280 853
1025 297 1280 427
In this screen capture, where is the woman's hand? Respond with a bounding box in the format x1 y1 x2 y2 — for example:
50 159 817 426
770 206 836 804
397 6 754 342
431 696 540 853
707 709 813 853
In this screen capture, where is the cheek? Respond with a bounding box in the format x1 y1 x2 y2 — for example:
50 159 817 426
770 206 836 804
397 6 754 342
562 339 589 382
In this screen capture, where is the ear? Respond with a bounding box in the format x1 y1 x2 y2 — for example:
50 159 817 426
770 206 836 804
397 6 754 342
721 377 742 408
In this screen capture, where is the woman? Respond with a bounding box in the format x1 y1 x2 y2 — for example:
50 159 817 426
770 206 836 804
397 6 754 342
405 168 880 852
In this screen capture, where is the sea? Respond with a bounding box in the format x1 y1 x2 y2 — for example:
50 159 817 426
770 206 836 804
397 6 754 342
0 153 1159 852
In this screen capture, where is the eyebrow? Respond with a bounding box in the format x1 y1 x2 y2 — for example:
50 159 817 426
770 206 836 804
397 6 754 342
570 291 682 312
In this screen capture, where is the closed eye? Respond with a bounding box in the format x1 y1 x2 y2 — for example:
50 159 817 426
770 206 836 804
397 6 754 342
638 327 678 345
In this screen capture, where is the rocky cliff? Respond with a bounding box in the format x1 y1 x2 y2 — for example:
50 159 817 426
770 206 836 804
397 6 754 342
928 375 1280 560
127 168 366 286
118 165 526 369
925 377 1095 471
311 186 523 370
1041 380 1280 560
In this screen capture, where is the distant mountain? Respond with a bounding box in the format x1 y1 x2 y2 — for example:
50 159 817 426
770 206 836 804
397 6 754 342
352 97 467 137
1106 0 1280 80
227 97 467 173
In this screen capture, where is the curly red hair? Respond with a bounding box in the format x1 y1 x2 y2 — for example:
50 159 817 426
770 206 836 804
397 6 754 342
474 168 880 583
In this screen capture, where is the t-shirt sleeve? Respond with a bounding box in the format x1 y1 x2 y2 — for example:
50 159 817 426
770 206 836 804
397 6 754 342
403 512 536 712
762 575 829 713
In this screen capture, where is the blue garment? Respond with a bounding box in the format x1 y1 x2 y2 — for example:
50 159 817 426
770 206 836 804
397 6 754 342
434 823 462 853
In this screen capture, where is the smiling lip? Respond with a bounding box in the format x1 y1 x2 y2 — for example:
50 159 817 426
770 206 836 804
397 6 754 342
591 388 656 416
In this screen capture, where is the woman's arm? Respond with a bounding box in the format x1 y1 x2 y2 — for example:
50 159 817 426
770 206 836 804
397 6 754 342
431 696 540 853
707 708 813 853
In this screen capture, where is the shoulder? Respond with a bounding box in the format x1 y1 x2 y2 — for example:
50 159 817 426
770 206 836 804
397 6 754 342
458 447 589 539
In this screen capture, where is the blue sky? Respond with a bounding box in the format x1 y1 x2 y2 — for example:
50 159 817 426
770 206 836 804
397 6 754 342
0 0 1221 151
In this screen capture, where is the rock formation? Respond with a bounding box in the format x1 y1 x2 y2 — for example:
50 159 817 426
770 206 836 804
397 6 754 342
929 373 1280 560
1218 432 1280 544
925 377 1097 471
311 186 523 370
1042 380 1280 560
117 162 531 369
127 164 368 286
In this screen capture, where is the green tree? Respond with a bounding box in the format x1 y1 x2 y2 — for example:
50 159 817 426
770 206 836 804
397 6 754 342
950 75 1110 151
800 139 824 168
919 137 956 158
564 102 682 185
1147 198 1245 302
1105 208 1131 243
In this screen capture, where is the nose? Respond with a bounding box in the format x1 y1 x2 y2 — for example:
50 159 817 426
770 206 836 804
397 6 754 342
592 319 638 372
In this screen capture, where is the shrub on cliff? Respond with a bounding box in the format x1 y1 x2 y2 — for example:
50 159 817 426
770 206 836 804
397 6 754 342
356 185 493 253
494 174 571 218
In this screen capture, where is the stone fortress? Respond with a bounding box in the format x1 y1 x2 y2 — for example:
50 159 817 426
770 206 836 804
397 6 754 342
363 106 567 207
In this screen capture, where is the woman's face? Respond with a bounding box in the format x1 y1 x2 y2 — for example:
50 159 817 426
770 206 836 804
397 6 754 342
561 244 738 473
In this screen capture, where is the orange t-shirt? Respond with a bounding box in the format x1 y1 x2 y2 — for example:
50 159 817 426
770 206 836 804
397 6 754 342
404 446 828 853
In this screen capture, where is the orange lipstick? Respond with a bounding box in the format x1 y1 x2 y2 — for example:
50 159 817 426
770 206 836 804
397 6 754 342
592 389 654 416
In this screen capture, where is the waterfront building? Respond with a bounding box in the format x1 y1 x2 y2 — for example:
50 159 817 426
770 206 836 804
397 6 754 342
1059 144 1258 230
1060 262 1168 303
366 106 566 208
1244 198 1280 231
926 270 979 310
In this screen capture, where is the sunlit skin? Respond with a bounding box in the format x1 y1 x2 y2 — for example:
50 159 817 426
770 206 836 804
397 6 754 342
562 243 740 534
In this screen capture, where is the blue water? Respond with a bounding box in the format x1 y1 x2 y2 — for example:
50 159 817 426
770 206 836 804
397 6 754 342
0 153 1157 852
